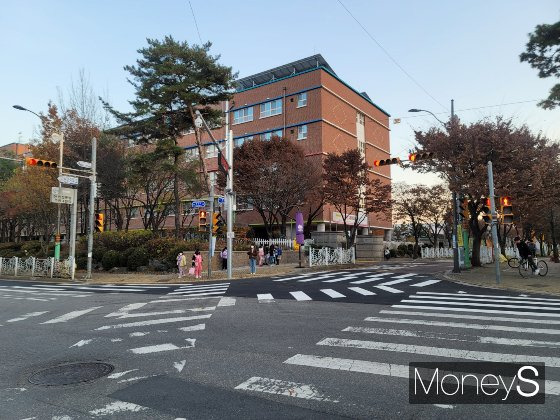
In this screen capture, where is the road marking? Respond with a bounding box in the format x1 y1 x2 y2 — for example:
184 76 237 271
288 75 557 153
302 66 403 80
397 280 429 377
96 314 212 330
380 309 560 324
347 287 376 296
105 303 148 317
149 297 222 303
117 375 156 383
6 311 48 323
412 295 560 306
364 316 560 334
129 332 149 337
117 309 188 319
391 304 560 318
70 339 94 347
411 280 440 287
374 285 404 294
129 339 196 354
322 275 362 283
176 284 230 290
320 289 345 298
298 273 342 282
234 376 339 402
178 323 206 331
392 273 416 278
378 278 414 286
317 338 560 367
174 360 186 372
401 298 560 311
168 291 228 297
290 291 312 301
284 354 560 396
89 401 148 416
257 293 274 301
343 326 560 348
64 286 146 292
351 274 394 284
41 306 102 324
217 297 236 306
416 291 560 302
274 274 314 282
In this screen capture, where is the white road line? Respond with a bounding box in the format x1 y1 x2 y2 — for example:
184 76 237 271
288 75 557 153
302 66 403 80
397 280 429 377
257 293 274 301
95 314 212 330
89 401 148 416
351 274 395 285
170 287 229 294
290 291 312 301
320 289 345 299
317 338 560 367
149 297 222 303
129 332 149 337
283 354 560 396
392 274 416 279
178 323 206 332
411 280 441 287
105 303 148 317
0 287 87 297
70 339 94 347
342 326 560 348
364 316 560 335
117 309 188 319
380 309 560 324
391 304 560 318
108 369 139 379
174 360 186 373
378 278 414 286
234 376 339 402
347 287 376 296
416 291 560 302
401 299 560 312
67 286 147 292
274 274 313 282
217 297 236 306
41 306 102 324
298 273 342 283
168 291 228 297
129 339 196 354
3 285 84 293
177 283 230 290
374 285 404 294
6 311 48 323
322 275 362 283
412 295 560 306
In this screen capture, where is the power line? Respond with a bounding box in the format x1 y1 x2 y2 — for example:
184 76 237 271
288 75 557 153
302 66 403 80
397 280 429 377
188 0 203 45
336 0 447 112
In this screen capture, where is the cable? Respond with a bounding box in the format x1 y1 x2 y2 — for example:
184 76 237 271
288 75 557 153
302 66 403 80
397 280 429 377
337 0 447 112
188 0 203 45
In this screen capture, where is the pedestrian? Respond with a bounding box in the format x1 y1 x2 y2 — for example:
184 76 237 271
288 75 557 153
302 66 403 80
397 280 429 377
384 247 390 260
221 247 228 270
258 245 265 266
527 238 537 258
269 244 275 265
193 249 203 279
514 236 538 275
276 246 282 265
177 252 187 278
248 244 258 275
263 244 269 265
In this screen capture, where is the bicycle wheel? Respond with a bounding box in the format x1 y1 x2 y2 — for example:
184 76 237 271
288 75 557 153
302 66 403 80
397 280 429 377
518 262 530 278
537 260 548 276
508 257 519 268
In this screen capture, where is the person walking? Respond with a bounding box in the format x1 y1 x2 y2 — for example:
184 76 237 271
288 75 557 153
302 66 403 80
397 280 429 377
177 252 187 278
269 244 275 265
193 249 203 279
248 244 258 275
220 247 228 270
258 245 265 266
275 246 282 265
263 244 269 265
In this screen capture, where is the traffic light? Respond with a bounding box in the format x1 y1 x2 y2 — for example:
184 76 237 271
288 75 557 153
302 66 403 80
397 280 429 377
373 157 401 167
212 211 224 235
408 152 434 162
198 210 207 232
501 196 514 225
481 198 491 225
95 213 104 232
25 157 58 168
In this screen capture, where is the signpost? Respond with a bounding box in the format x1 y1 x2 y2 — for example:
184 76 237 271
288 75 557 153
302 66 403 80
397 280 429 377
296 211 305 268
58 175 79 186
191 201 206 208
50 187 75 204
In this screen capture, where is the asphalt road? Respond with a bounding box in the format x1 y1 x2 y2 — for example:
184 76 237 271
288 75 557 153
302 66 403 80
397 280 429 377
1 259 559 419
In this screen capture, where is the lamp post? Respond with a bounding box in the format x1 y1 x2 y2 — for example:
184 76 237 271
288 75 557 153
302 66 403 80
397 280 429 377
13 105 64 261
409 100 461 273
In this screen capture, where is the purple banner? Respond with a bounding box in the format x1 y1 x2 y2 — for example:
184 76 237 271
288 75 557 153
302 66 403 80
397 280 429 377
295 211 305 245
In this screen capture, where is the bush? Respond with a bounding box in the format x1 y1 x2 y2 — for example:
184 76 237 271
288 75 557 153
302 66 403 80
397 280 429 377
127 247 149 271
119 247 137 268
389 249 397 258
94 230 154 252
397 244 409 257
0 242 22 257
102 250 120 270
144 237 182 260
21 241 42 255
76 256 88 270
93 245 107 263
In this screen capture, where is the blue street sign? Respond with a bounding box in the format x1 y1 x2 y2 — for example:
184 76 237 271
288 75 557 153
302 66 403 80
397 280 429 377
218 197 225 204
191 201 206 208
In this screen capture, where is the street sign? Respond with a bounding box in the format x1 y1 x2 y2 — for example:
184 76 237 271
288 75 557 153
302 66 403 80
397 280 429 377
191 201 206 208
58 175 79 186
50 186 75 204
226 231 235 239
77 161 92 169
218 196 225 204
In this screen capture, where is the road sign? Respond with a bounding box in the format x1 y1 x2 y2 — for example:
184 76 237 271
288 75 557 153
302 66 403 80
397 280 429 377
58 175 79 186
226 231 235 239
192 201 206 208
218 196 225 204
50 187 75 204
77 161 92 169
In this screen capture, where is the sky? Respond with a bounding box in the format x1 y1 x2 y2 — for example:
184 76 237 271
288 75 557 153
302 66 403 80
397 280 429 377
1 0 559 185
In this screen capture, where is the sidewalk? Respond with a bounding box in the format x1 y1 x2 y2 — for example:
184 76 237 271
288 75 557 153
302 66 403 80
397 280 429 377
442 260 560 296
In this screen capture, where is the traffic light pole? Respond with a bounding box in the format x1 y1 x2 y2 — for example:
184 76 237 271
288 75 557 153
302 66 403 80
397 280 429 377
226 128 233 280
55 133 64 261
208 181 214 279
487 160 501 285
450 100 461 273
86 137 97 280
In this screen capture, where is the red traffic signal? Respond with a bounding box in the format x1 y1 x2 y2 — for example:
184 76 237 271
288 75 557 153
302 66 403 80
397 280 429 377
198 210 208 232
500 196 514 225
409 152 434 162
373 157 401 167
25 157 58 168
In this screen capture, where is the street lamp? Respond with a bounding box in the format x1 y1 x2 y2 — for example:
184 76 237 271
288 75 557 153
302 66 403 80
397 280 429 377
409 101 461 273
13 104 64 261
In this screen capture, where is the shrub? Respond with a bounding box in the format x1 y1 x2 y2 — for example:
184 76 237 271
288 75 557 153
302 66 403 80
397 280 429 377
93 245 107 263
389 249 397 258
144 237 182 260
76 256 88 270
102 250 120 270
21 241 42 255
397 244 409 257
94 230 154 252
127 247 149 271
119 247 137 268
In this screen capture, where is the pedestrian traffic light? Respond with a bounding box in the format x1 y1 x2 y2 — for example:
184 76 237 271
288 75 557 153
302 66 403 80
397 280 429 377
95 213 104 232
481 198 491 225
373 157 401 167
408 151 434 162
25 157 58 168
501 196 514 225
212 211 224 234
198 210 207 232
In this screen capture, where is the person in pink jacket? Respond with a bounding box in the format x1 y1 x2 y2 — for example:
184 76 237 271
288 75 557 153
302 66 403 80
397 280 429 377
193 249 203 279
258 245 265 266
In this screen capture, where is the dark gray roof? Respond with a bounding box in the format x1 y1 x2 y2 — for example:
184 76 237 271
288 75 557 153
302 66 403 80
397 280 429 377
236 54 336 90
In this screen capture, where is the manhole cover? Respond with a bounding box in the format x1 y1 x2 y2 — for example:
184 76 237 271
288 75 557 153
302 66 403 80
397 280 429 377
29 362 114 386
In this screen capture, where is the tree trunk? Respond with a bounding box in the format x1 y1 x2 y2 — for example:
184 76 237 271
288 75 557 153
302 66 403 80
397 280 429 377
173 165 181 238
551 210 559 263
280 214 287 238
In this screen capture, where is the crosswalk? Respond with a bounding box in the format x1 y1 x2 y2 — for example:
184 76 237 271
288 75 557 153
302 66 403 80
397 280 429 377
236 290 560 406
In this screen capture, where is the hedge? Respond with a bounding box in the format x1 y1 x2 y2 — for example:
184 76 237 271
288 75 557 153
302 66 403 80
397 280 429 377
127 247 149 271
102 250 121 270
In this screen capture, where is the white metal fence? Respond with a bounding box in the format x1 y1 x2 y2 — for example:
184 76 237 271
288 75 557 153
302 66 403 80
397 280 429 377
0 256 72 278
309 247 355 267
420 248 454 259
252 238 315 250
421 246 519 263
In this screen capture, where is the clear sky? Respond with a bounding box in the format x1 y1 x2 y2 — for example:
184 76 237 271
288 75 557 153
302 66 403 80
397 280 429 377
1 0 559 184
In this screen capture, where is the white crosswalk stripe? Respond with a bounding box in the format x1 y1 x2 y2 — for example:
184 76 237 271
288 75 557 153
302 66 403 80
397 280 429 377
347 287 376 296
320 289 345 299
257 293 274 302
290 291 312 301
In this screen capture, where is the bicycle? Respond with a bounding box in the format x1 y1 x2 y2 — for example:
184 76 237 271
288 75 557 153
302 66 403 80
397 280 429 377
507 256 520 268
518 256 548 278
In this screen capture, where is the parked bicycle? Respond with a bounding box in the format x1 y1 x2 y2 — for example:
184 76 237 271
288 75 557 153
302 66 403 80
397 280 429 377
518 256 548 278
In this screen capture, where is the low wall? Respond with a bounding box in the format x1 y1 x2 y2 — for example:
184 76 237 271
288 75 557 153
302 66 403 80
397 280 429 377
355 235 383 260
311 232 346 248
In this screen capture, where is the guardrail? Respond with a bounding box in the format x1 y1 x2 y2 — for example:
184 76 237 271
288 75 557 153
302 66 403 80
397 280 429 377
309 247 355 267
0 256 71 278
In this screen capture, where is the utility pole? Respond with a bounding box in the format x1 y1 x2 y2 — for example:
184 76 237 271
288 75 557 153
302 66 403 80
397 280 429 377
54 133 64 261
86 137 97 280
487 160 501 285
208 179 214 279
226 103 234 280
450 99 461 273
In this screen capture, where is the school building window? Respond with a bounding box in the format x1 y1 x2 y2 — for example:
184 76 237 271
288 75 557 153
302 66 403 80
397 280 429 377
185 147 199 160
297 92 307 107
234 135 254 148
297 125 308 140
206 144 218 158
233 107 253 124
261 130 283 141
260 99 282 118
